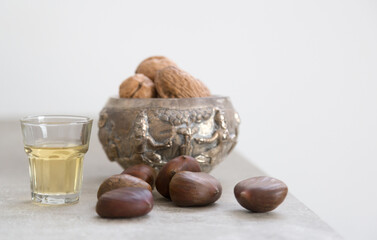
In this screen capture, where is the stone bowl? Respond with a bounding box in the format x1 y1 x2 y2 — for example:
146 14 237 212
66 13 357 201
98 96 240 172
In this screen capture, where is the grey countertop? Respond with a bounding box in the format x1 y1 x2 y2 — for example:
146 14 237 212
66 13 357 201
0 121 341 239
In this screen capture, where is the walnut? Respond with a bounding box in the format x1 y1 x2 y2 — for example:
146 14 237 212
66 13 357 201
135 56 177 81
119 74 156 98
155 66 211 98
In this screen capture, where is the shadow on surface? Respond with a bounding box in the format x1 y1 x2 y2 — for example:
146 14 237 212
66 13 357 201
93 214 152 223
228 208 286 221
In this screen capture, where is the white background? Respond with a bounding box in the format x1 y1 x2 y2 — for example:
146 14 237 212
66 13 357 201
1 1 376 239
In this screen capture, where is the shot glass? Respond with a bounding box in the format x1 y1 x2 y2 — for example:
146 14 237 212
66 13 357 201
20 115 93 205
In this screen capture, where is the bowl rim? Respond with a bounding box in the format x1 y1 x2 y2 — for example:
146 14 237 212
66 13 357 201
103 95 234 110
108 95 230 101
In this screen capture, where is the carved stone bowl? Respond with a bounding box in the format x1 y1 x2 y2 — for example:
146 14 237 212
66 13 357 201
98 96 240 172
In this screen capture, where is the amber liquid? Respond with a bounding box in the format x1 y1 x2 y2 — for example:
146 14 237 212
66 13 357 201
24 144 88 195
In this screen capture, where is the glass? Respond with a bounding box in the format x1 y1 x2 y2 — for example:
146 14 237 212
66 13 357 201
20 115 93 205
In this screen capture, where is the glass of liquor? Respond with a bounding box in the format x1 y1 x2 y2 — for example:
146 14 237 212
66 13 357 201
20 115 93 205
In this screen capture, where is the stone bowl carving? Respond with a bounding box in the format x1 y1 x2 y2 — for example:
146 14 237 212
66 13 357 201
98 96 240 172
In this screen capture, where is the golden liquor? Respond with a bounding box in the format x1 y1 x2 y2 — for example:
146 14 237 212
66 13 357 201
24 144 88 196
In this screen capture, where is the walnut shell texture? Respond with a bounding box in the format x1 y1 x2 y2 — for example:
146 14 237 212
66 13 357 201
119 74 156 98
155 66 211 98
136 56 177 81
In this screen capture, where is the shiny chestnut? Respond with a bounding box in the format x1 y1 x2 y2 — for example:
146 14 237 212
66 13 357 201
156 155 201 199
234 176 288 213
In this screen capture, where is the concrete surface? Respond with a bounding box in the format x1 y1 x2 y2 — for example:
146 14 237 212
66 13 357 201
0 121 342 239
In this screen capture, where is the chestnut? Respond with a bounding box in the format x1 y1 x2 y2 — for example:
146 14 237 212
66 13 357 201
96 187 153 218
155 155 201 199
97 174 152 199
169 171 222 207
121 164 156 189
234 176 288 213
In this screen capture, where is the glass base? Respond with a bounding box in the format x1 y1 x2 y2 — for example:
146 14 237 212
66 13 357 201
31 192 79 205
